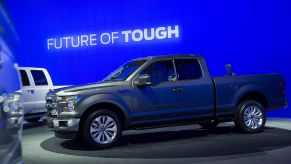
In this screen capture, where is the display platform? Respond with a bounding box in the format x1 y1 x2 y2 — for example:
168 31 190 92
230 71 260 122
22 118 291 164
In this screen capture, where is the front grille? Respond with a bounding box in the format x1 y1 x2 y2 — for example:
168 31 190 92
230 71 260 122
46 94 58 117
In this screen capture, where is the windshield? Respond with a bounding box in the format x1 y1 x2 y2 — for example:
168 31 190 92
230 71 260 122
103 59 147 81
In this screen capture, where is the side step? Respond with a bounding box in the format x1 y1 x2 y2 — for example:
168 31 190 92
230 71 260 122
24 112 46 119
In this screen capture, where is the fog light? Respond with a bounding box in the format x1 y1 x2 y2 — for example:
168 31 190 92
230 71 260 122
59 121 68 127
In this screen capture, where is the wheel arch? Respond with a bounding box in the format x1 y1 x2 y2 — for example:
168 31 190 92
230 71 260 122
79 102 128 131
236 91 269 109
78 94 131 131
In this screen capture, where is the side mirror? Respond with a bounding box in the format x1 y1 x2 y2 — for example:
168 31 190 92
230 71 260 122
134 74 151 87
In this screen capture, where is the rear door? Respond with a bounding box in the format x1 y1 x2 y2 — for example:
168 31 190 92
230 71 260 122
19 69 35 114
173 58 214 117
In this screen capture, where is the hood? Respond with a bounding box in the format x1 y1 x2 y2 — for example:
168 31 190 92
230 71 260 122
50 81 117 95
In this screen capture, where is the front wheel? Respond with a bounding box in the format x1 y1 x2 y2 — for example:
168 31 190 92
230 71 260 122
82 109 122 148
234 100 266 133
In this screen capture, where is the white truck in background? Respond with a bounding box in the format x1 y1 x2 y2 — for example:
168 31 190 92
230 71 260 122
18 67 68 122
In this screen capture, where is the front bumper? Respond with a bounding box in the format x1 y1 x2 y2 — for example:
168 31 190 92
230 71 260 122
44 117 80 132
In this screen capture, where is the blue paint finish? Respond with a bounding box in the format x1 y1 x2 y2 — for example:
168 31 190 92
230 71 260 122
48 55 287 127
3 0 291 117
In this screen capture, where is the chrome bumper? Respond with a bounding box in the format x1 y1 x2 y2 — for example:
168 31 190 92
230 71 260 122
44 117 80 132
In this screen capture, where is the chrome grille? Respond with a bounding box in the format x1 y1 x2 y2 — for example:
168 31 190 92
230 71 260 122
46 94 58 117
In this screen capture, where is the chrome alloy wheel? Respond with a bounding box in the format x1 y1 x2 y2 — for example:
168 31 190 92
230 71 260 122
90 115 118 144
243 105 263 130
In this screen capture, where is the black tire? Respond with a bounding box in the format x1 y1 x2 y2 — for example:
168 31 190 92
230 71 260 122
25 117 41 123
234 100 266 133
82 109 122 148
198 120 219 129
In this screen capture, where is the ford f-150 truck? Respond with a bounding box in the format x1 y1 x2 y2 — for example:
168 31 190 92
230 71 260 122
45 55 287 148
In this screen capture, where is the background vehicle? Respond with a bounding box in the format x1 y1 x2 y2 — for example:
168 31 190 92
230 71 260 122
45 55 287 148
18 67 67 122
0 3 23 164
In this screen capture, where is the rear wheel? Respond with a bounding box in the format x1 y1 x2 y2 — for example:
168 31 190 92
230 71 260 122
82 109 122 148
234 100 266 133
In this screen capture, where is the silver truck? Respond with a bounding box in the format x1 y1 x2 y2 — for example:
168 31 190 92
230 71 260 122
18 67 67 122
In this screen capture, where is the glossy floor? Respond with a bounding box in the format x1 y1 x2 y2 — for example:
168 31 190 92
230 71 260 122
22 118 291 164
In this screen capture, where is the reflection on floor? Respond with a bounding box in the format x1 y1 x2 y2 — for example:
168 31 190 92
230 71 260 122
23 118 291 164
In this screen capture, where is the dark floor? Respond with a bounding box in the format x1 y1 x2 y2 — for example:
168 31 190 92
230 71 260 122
22 118 291 164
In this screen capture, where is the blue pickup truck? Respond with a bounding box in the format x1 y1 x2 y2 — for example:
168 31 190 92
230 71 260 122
45 55 287 148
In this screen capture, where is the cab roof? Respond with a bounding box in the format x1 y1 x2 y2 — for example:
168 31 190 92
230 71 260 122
133 54 201 61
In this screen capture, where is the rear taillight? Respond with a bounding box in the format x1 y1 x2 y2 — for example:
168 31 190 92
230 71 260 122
279 79 286 94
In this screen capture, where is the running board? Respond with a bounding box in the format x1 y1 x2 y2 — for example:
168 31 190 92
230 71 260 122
24 112 46 119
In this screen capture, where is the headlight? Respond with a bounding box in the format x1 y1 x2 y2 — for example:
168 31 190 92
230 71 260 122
2 93 23 114
61 95 79 112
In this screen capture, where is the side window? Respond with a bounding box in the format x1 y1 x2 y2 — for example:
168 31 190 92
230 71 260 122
31 70 48 86
140 60 175 85
19 70 30 86
175 59 202 80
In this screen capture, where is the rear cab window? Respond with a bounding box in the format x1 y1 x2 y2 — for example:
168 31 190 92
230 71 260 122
174 58 202 80
31 70 48 86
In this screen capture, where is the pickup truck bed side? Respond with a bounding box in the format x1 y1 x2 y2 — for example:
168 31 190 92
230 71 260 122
214 74 286 117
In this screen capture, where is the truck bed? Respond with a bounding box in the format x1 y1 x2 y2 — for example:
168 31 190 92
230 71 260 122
213 73 287 117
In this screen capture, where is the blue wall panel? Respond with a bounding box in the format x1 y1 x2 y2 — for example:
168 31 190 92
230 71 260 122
4 0 291 117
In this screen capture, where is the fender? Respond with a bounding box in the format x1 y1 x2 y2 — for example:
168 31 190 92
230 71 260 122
77 93 131 118
232 83 267 111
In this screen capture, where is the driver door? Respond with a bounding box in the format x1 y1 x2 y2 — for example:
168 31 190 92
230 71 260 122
131 59 182 123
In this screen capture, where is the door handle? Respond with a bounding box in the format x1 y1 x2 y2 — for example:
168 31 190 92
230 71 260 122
27 90 34 94
172 87 183 94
